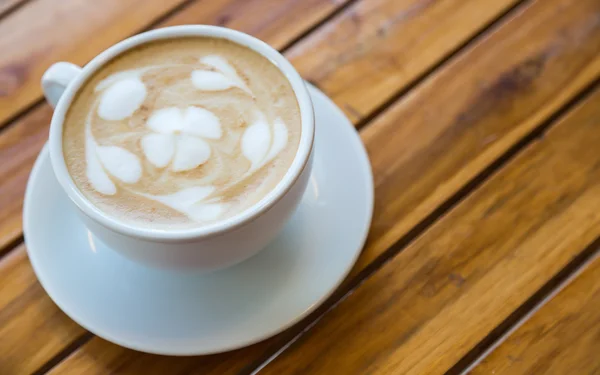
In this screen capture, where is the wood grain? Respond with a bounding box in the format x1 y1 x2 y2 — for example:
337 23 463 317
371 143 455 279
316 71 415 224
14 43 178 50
0 105 52 250
49 0 600 373
0 245 85 374
287 0 521 122
471 254 600 375
0 0 351 129
355 0 600 274
49 337 272 375
0 0 190 126
258 82 600 375
158 0 351 51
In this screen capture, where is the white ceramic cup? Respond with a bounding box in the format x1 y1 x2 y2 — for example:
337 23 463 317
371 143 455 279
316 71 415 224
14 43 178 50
41 26 314 271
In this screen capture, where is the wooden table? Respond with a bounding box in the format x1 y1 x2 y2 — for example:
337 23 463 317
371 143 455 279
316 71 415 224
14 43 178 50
1 0 599 373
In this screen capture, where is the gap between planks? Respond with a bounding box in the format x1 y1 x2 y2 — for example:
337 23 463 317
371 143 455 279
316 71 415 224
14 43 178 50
0 234 23 259
456 246 600 375
444 78 600 375
354 0 531 131
31 332 94 375
246 74 600 375
276 0 363 54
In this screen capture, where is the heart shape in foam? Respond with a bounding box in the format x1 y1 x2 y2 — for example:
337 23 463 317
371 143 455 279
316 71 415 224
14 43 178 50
141 106 222 172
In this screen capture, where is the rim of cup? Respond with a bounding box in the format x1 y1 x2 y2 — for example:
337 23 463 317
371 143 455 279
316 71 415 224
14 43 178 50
48 25 315 242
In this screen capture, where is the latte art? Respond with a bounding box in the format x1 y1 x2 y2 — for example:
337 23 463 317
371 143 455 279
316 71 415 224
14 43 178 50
63 38 301 228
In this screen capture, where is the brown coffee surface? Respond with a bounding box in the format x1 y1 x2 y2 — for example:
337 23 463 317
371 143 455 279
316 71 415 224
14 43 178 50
63 37 301 229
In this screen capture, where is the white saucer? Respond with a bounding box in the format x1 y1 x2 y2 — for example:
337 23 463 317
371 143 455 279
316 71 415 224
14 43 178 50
23 84 373 355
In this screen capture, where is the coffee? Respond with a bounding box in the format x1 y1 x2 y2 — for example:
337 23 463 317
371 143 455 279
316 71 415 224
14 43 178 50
63 37 301 229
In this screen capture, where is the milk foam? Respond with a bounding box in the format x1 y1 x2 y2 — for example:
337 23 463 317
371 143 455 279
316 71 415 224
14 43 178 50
88 67 281 217
63 38 301 228
193 55 252 94
98 77 146 121
85 121 117 195
141 186 224 222
142 106 221 171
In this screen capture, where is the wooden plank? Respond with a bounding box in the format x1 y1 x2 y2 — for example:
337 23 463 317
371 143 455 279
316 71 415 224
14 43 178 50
158 0 350 51
0 0 349 128
49 0 600 373
0 105 52 249
355 0 600 273
287 0 521 122
0 0 189 126
471 254 600 375
49 337 268 375
257 84 600 374
0 245 85 374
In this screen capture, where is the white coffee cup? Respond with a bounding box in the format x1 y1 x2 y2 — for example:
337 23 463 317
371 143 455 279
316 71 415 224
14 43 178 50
41 26 315 271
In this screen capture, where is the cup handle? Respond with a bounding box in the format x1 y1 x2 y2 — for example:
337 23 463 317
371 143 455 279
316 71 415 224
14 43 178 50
41 62 82 108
